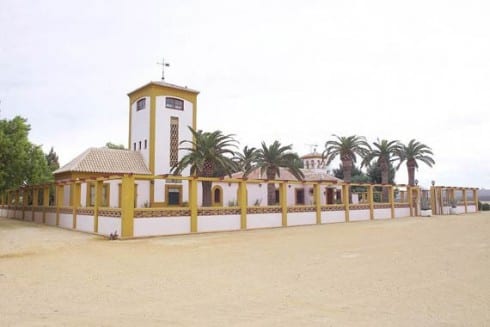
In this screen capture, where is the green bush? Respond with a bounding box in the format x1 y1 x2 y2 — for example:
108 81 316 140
478 201 490 211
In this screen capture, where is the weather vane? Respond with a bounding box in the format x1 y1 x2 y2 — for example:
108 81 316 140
157 57 170 81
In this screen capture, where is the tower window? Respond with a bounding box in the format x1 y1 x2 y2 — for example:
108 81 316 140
166 97 184 110
139 141 141 150
136 98 146 111
133 142 136 151
144 139 147 149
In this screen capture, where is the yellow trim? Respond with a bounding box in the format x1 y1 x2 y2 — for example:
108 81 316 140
211 185 223 207
343 184 350 222
368 185 374 220
314 184 321 224
390 186 395 219
189 179 198 232
72 182 81 228
42 186 49 224
120 175 135 238
239 181 247 229
280 182 287 227
94 180 103 233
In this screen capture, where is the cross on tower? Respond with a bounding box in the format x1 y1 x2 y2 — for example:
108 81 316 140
157 57 170 81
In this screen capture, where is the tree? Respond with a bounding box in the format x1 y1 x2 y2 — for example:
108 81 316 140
45 147 60 173
397 139 435 186
362 139 401 185
367 163 396 184
0 116 53 194
171 127 238 206
235 146 258 172
323 135 370 183
105 142 126 149
245 141 304 205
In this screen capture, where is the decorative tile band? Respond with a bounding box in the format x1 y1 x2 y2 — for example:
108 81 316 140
373 204 391 209
135 209 191 218
247 206 282 214
98 209 121 218
59 207 73 214
350 204 370 210
198 208 241 216
77 208 95 215
287 206 316 213
394 203 410 208
321 205 345 212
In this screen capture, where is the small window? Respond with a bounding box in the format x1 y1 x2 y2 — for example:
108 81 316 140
165 97 184 110
133 142 136 151
139 141 141 150
136 98 146 111
295 189 305 205
144 139 147 149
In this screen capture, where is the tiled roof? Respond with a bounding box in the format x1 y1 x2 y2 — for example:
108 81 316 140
232 167 342 182
54 148 151 175
127 81 199 96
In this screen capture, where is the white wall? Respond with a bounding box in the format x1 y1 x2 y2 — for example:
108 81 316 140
130 96 150 165
76 215 94 233
63 185 71 206
34 212 43 223
24 211 32 221
287 212 316 226
154 96 193 175
349 209 370 221
107 180 120 208
247 213 282 229
395 207 411 218
45 212 57 225
321 210 346 224
59 213 72 228
374 208 392 220
198 215 241 232
98 217 121 236
134 217 190 237
136 180 150 208
80 183 87 207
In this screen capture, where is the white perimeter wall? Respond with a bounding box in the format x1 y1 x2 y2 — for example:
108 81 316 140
198 215 241 232
76 215 94 233
45 212 57 225
59 213 72 228
349 209 370 222
24 210 32 221
395 207 411 218
134 217 190 237
98 217 121 236
374 208 392 220
321 210 346 224
34 212 44 223
247 213 282 229
287 212 316 226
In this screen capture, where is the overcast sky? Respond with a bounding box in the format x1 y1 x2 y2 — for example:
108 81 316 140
1 0 489 188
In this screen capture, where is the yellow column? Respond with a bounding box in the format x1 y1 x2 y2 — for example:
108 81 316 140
43 186 50 224
56 184 64 226
120 175 135 238
368 185 374 220
314 183 321 224
32 187 38 218
280 182 288 227
463 189 467 213
238 180 248 230
390 186 395 219
430 187 436 215
93 180 103 233
474 189 479 212
22 188 27 220
189 178 198 233
72 181 81 229
343 184 350 222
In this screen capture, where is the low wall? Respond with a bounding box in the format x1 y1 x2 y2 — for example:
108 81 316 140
134 217 191 237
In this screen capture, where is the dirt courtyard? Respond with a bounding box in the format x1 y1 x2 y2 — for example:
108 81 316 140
1 213 489 326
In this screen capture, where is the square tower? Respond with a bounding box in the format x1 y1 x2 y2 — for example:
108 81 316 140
127 81 199 175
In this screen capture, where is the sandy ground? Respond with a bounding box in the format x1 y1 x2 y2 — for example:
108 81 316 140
1 213 489 326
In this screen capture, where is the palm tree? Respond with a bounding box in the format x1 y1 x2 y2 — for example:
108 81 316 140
362 139 401 202
397 139 435 186
245 141 304 205
362 139 401 185
323 135 370 183
235 146 258 172
171 127 238 206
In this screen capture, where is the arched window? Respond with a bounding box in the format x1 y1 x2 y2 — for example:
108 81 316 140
136 98 146 111
165 97 184 110
212 185 223 207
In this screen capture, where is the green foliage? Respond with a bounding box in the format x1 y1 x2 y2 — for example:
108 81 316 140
367 164 396 184
0 116 54 193
397 139 435 185
105 142 126 150
235 146 258 172
478 201 490 211
45 147 60 172
362 139 401 184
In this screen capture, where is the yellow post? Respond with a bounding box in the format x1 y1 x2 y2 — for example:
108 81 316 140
56 184 64 226
280 182 288 227
368 184 374 220
238 180 248 230
314 183 321 224
474 189 479 212
189 178 198 233
32 187 38 219
343 184 350 222
120 175 135 238
463 189 467 213
22 188 27 220
43 186 50 223
72 181 81 229
93 179 103 233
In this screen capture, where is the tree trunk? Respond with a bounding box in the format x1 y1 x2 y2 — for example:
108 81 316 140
266 169 276 206
379 159 389 202
407 160 416 186
202 180 212 207
341 159 353 183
